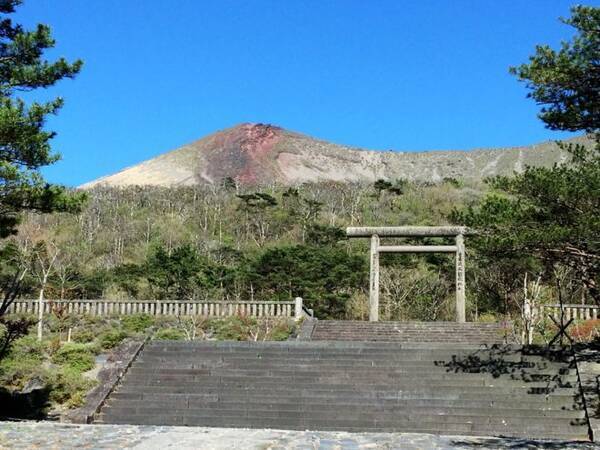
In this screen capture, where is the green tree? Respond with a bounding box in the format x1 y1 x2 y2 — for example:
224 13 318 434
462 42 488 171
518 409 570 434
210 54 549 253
510 6 599 133
247 244 367 318
456 153 600 302
454 6 600 304
145 245 216 300
0 0 85 239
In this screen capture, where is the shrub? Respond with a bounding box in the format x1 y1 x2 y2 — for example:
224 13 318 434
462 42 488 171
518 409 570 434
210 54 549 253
0 357 44 390
6 335 46 361
209 317 292 341
533 317 559 345
47 368 96 408
0 335 47 389
154 328 186 340
121 314 155 333
570 319 600 343
51 343 96 373
72 329 96 344
477 312 499 323
211 316 255 341
267 321 292 341
98 329 128 350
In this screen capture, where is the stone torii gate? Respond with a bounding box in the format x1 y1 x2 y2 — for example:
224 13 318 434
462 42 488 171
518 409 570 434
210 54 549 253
346 226 470 323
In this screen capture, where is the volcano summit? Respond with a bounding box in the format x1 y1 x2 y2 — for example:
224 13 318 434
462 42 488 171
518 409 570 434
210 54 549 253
81 123 585 188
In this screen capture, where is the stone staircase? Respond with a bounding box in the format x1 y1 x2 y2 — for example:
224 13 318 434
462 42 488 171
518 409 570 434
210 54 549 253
97 340 589 440
309 320 509 344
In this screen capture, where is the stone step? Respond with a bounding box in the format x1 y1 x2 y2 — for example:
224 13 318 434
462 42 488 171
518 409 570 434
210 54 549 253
135 352 568 363
139 349 554 359
96 414 587 440
108 392 577 410
123 372 576 386
121 374 575 389
309 321 508 344
126 366 573 380
100 406 585 428
102 400 585 418
97 340 586 440
113 384 576 400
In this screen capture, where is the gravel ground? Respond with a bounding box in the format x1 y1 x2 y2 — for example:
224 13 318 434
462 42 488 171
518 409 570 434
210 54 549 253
0 422 598 450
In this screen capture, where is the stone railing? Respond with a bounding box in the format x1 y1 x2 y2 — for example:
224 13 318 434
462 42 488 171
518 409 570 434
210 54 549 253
7 297 308 319
540 304 600 321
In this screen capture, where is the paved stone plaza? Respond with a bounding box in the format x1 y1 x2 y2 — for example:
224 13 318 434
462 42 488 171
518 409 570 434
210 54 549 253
0 422 596 450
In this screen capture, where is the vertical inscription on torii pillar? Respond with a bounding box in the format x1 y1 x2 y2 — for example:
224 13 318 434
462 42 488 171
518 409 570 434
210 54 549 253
369 234 380 322
455 233 466 323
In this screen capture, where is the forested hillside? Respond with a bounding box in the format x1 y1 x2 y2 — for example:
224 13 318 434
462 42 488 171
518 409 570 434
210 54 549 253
4 179 492 321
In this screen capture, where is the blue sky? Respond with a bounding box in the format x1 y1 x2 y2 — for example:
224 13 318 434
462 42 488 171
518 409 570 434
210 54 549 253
14 0 590 186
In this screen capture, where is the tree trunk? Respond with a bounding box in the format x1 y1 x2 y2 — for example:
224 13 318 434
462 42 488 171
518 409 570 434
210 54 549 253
37 282 46 342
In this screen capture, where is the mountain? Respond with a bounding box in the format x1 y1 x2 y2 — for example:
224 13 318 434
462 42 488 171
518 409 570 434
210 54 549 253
80 123 589 188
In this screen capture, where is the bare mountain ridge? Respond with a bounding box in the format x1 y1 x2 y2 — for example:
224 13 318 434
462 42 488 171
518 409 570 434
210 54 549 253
80 123 589 188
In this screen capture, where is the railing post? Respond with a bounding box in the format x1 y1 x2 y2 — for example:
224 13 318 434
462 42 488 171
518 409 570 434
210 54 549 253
295 297 303 321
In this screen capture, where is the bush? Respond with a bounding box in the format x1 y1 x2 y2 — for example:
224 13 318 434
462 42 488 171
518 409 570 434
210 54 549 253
477 312 499 323
121 314 155 333
0 335 47 389
211 316 255 341
51 343 96 373
6 335 46 361
570 319 600 342
0 357 44 390
210 317 292 341
47 368 96 408
268 321 292 341
72 329 96 344
98 329 128 350
154 328 186 340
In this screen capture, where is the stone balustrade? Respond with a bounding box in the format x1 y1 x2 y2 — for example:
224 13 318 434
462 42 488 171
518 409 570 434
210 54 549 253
6 298 305 319
540 304 600 321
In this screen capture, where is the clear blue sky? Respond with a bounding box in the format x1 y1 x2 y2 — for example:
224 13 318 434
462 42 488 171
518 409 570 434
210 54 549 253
14 0 592 186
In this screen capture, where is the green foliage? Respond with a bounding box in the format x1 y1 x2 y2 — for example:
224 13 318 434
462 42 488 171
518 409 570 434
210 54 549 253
0 314 36 358
374 178 405 196
51 343 96 373
7 334 45 360
46 367 95 408
97 329 128 350
455 6 600 308
153 328 186 340
0 332 95 409
237 192 278 208
210 316 292 341
145 245 217 300
477 312 500 323
0 177 478 319
456 130 599 305
121 314 154 333
443 177 463 188
510 6 599 133
72 329 95 344
0 0 86 238
268 322 292 341
0 335 44 388
211 316 254 341
305 224 345 246
248 244 367 318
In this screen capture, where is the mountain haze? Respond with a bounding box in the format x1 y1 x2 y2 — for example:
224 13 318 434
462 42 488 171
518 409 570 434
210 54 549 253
81 123 587 188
